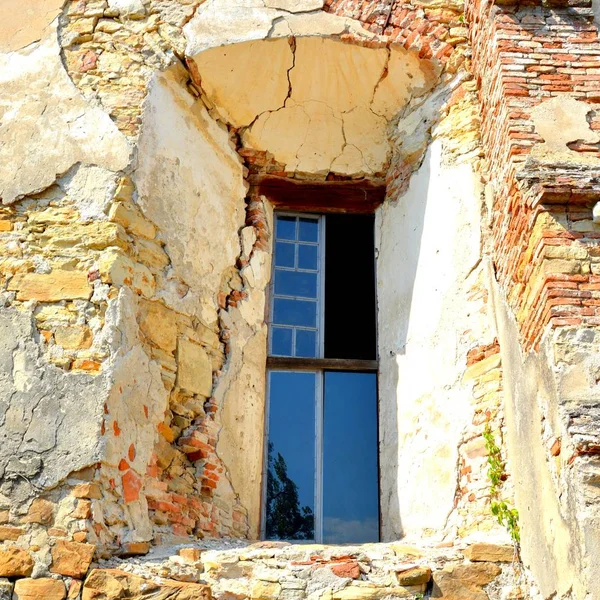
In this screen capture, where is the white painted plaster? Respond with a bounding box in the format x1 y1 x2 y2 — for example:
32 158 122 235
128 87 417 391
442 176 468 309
376 141 486 540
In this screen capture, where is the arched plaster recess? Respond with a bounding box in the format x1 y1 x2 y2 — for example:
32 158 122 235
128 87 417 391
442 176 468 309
0 21 131 205
185 1 440 178
0 0 64 54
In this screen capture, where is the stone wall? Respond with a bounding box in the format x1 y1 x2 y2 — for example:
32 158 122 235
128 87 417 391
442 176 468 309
4 0 600 598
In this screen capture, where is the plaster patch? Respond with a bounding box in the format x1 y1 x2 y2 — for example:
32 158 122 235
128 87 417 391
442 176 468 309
192 39 293 128
529 96 600 165
0 24 131 205
135 66 246 323
0 0 63 54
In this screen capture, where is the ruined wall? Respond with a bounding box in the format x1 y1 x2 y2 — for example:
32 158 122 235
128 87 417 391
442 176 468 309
7 0 600 597
465 0 600 595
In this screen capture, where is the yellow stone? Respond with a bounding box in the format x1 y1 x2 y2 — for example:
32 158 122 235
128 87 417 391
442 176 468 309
54 326 93 350
0 525 23 541
8 270 91 302
464 543 515 563
138 301 178 353
136 238 170 270
0 220 12 231
50 540 96 579
251 581 281 600
177 338 213 397
14 577 66 600
98 249 155 298
109 201 156 240
0 547 34 577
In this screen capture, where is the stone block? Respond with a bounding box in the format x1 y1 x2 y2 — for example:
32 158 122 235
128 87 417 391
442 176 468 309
333 584 423 600
395 566 431 585
22 498 55 525
13 578 66 600
98 249 156 298
109 201 156 240
138 301 178 353
463 543 515 563
0 526 23 541
0 548 33 577
72 483 102 500
178 547 202 563
251 581 281 600
119 542 150 557
51 540 96 579
432 563 502 599
82 569 211 600
8 270 92 302
54 326 93 350
177 338 213 397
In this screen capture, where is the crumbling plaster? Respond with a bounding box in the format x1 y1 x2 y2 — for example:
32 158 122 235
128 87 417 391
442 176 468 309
0 22 131 205
0 307 107 509
135 66 247 326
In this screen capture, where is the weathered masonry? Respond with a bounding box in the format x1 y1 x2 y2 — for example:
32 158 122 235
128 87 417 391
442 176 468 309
2 0 600 598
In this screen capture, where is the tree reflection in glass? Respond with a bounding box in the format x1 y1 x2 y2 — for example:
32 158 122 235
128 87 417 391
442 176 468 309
265 442 314 540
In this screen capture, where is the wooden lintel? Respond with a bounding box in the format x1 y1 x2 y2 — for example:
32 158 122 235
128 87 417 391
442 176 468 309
267 357 378 372
255 176 386 214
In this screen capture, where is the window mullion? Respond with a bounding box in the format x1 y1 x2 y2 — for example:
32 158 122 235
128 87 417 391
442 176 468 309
318 215 326 360
315 369 324 544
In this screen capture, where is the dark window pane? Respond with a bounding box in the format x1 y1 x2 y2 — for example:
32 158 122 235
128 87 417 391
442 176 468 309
295 329 317 358
274 270 318 299
275 241 295 268
273 298 317 328
325 215 376 360
323 372 379 544
276 216 296 241
299 218 319 242
271 327 293 356
298 244 318 271
266 371 316 540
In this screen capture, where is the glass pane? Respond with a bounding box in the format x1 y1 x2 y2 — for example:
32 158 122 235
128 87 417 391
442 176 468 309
298 244 318 271
323 372 379 543
273 298 317 328
266 371 316 540
274 270 317 299
271 327 293 356
299 218 319 242
275 241 295 268
295 329 317 358
276 216 296 241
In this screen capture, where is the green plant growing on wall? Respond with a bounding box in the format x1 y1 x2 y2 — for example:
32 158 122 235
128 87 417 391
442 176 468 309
483 424 520 545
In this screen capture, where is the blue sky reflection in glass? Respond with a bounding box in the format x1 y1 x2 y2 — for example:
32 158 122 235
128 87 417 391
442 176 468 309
270 215 320 358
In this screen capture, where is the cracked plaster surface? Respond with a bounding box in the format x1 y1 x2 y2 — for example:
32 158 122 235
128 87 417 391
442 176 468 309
0 306 108 509
191 36 440 177
0 0 64 54
0 21 131 205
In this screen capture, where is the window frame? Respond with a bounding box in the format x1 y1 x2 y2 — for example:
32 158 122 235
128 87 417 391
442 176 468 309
261 209 380 543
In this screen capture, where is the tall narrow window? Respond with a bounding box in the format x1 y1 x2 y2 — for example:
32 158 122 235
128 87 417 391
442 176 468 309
263 212 379 543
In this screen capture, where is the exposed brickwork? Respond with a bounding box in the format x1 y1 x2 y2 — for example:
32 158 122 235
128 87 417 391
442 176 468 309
467 0 600 350
325 0 465 63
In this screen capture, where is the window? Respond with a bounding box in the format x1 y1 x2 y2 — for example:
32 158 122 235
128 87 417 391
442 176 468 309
263 212 379 544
